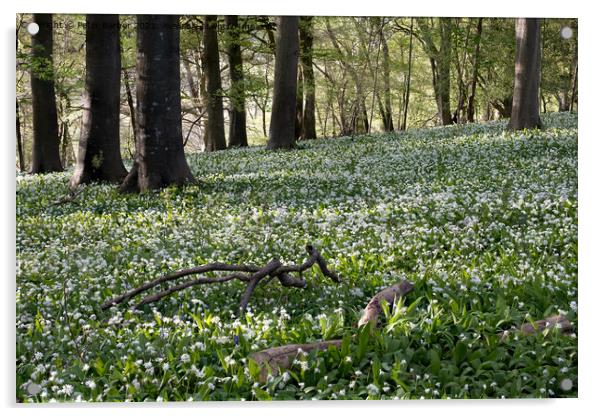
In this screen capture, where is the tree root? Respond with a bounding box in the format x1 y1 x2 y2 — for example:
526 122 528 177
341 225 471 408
101 244 340 314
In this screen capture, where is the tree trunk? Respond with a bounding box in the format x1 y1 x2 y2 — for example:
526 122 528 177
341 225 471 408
192 52 210 147
60 119 73 169
30 13 63 174
508 18 543 130
401 18 414 131
453 19 472 124
380 25 394 132
492 95 513 119
225 15 248 148
120 15 194 193
267 17 299 150
70 14 127 188
569 40 578 112
438 18 453 125
467 18 483 123
417 18 452 126
299 16 317 140
122 68 137 146
203 16 227 151
325 19 367 136
295 70 303 139
16 99 25 171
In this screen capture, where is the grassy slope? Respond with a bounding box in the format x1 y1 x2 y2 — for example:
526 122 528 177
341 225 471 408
16 112 577 401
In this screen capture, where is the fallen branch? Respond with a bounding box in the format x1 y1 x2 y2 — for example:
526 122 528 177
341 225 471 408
249 281 574 382
498 314 572 340
250 279 414 382
47 186 84 207
250 340 343 382
102 244 340 313
357 280 415 327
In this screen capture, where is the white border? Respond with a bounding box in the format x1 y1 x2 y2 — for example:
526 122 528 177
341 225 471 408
3 1 600 416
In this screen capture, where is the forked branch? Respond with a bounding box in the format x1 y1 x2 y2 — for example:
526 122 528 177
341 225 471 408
101 244 340 314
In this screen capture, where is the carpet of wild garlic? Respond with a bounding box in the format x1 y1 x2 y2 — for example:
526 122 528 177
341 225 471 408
16 112 577 402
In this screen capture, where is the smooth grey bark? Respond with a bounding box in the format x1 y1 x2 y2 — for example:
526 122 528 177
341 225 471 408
16 99 25 171
569 31 578 112
379 23 394 132
267 16 299 150
299 16 317 139
70 14 127 188
120 15 194 192
401 18 414 131
438 18 453 125
467 17 483 123
122 68 137 146
508 18 543 130
30 13 63 174
203 15 227 151
325 18 367 135
295 70 303 139
417 18 453 126
225 15 248 148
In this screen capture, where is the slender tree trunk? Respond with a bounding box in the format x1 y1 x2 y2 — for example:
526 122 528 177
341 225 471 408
467 17 483 123
380 25 394 132
417 18 452 126
60 119 73 168
509 18 543 130
225 15 248 148
120 15 194 193
267 16 299 150
325 19 367 135
299 16 317 139
438 18 453 125
70 14 127 188
261 104 267 138
569 39 578 112
295 70 303 139
16 99 25 171
30 13 62 174
540 19 547 114
193 54 210 148
202 16 226 151
123 68 137 145
402 18 414 131
184 50 208 148
453 19 472 124
183 57 199 103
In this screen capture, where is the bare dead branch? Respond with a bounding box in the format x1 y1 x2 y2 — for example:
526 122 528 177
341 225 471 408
135 273 251 309
47 186 84 207
102 244 340 313
239 259 282 313
101 262 261 309
276 273 307 288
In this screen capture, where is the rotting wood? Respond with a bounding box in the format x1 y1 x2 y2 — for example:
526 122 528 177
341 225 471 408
250 340 343 383
250 279 414 382
498 314 572 340
249 280 573 382
357 279 415 327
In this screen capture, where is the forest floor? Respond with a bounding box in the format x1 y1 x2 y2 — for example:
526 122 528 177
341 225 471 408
16 112 577 401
